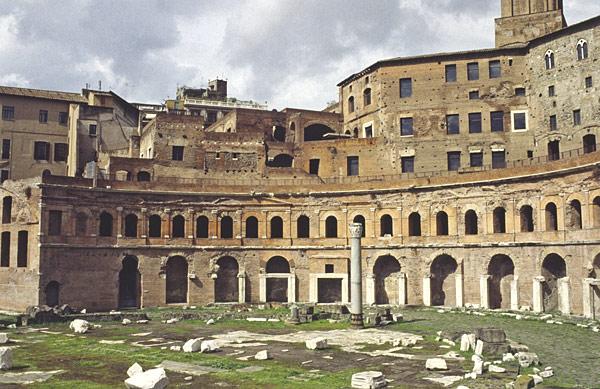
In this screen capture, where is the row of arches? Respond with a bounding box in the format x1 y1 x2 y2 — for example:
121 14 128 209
544 39 589 70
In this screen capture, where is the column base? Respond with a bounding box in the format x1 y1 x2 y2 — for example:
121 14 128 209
350 313 364 328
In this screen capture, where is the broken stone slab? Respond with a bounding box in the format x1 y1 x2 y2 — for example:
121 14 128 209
182 338 203 353
351 371 387 389
0 370 65 385
99 340 125 345
200 340 219 353
169 346 181 352
0 333 8 344
508 341 529 353
246 317 268 322
425 358 448 370
517 352 539 368
122 319 132 326
0 347 12 370
305 337 328 350
512 375 535 389
156 360 224 376
127 363 144 378
474 339 484 355
489 365 506 373
442 339 456 346
472 355 484 375
165 318 178 324
460 334 471 352
441 351 464 360
423 376 463 387
539 367 554 378
206 319 215 325
136 320 149 324
255 350 271 360
475 328 506 343
69 319 90 334
124 367 169 389
530 374 543 385
503 353 516 362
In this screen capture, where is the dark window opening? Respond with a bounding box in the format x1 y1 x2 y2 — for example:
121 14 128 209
520 205 534 232
0 232 9 267
1 139 10 160
172 215 185 238
270 216 284 238
172 146 184 161
577 41 589 60
567 200 582 230
549 115 558 131
545 52 555 69
489 60 501 78
363 88 372 106
273 126 286 142
1 106 14 121
513 112 527 130
99 212 113 237
149 215 162 238
58 112 68 125
48 210 62 236
325 216 338 238
548 85 555 96
221 216 233 239
585 76 593 88
0 170 8 183
196 216 208 238
545 203 558 231
347 156 359 176
309 159 320 175
573 109 582 126
353 215 366 237
303 124 335 141
297 215 310 238
446 114 459 134
468 112 482 133
548 140 560 161
325 264 335 273
467 62 479 80
364 125 373 138
137 171 151 181
401 156 414 173
445 64 457 82
380 215 393 236
447 151 461 171
348 96 355 113
436 211 449 236
493 207 506 233
465 210 478 235
245 216 258 238
39 110 48 123
124 214 138 238
17 230 27 267
492 151 506 169
469 90 479 100
583 134 596 153
54 143 68 162
401 117 413 136
89 124 97 136
515 87 526 96
491 111 504 132
2 196 12 224
34 141 50 161
470 152 483 167
408 212 421 237
400 78 412 98
267 154 293 168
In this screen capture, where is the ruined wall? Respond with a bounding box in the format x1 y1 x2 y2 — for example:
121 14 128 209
495 10 566 48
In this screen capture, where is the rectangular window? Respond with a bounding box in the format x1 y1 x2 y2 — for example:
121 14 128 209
48 210 62 236
0 170 8 183
347 156 359 176
309 159 320 175
491 111 505 132
400 118 413 136
1 106 14 121
468 113 482 133
513 112 527 131
446 114 460 135
0 232 9 267
489 60 501 78
364 125 373 138
573 109 582 126
39 110 48 123
89 124 97 136
515 87 526 96
492 151 506 169
325 264 334 273
447 152 461 171
467 62 479 81
399 78 412 98
585 76 593 88
445 64 457 82
58 112 68 125
469 90 479 100
548 85 555 96
33 141 50 161
172 146 184 161
1 139 10 160
17 231 27 268
527 150 534 158
401 156 414 173
470 152 483 167
549 115 557 131
54 143 68 162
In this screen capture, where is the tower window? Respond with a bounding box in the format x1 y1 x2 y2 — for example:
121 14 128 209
400 78 412 98
489 60 501 78
401 156 414 173
573 109 581 126
445 65 457 82
577 39 589 60
585 76 593 89
467 62 479 81
446 114 460 135
545 50 555 70
400 117 413 136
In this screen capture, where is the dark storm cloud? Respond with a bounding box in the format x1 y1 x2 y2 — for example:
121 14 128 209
0 0 598 109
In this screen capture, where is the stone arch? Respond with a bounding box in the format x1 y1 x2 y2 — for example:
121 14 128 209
430 254 458 306
545 202 559 231
45 281 60 307
488 254 515 309
408 212 421 236
148 214 162 238
245 216 259 238
541 253 567 312
493 207 507 233
124 213 138 238
373 255 402 305
297 215 310 238
436 211 449 236
593 196 600 228
273 125 286 142
465 209 478 235
270 216 284 238
304 123 336 142
221 216 234 239
267 154 293 168
172 214 186 238
583 133 596 153
325 215 338 238
165 256 188 304
380 214 393 237
98 211 114 237
566 199 582 230
137 171 151 182
265 256 290 302
119 255 140 308
196 215 209 238
215 256 239 303
352 214 366 237
520 205 534 232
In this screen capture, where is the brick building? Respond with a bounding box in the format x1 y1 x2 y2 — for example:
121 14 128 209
1 0 600 319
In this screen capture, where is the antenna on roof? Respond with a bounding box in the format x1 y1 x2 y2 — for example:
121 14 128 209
98 80 102 91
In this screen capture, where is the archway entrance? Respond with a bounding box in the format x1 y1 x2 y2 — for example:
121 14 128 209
541 254 566 312
374 255 401 305
265 256 290 302
45 281 60 307
488 255 515 309
119 256 140 308
430 255 458 306
165 256 188 304
215 256 239 303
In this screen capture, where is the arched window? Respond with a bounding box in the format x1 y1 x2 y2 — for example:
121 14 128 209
270 216 283 238
221 216 233 239
567 200 582 230
380 214 393 237
353 127 359 138
577 39 589 60
363 88 372 106
545 50 555 70
325 216 338 238
408 212 421 237
266 154 293 168
297 215 310 238
348 96 355 113
124 214 138 238
245 216 258 238
583 134 596 153
17 230 28 267
353 215 366 237
545 202 558 231
493 207 506 233
75 212 88 236
2 196 12 224
436 211 449 236
172 215 185 238
520 205 534 232
593 197 600 228
148 215 162 238
137 171 151 182
465 210 478 235
196 216 209 238
98 211 113 237
273 125 286 142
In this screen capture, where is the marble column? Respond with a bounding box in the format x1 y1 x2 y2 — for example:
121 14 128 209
398 272 407 306
558 277 571 315
480 274 490 309
349 223 364 327
510 276 519 311
238 272 246 304
365 273 376 305
455 273 464 307
532 276 545 313
287 272 296 303
423 276 432 306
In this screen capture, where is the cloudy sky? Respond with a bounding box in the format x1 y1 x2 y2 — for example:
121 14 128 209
1 1 598 110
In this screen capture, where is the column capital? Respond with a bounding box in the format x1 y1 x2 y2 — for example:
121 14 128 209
534 276 545 282
349 223 363 238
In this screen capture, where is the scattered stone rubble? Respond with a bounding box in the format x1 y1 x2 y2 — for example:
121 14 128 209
351 371 387 388
124 364 169 389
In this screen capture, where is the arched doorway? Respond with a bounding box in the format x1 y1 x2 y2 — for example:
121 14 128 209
119 256 140 308
430 255 458 306
373 255 401 305
45 281 60 306
215 256 239 303
541 254 567 312
303 124 335 141
265 256 290 302
488 255 515 309
165 256 188 304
